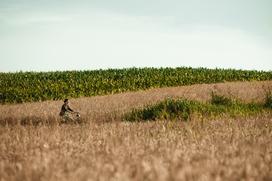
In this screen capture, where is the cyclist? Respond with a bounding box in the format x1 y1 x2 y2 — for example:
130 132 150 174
59 99 78 122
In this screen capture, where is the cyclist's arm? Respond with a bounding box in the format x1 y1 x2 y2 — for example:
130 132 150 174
67 105 74 112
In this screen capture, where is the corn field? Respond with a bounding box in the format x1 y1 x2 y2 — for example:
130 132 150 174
1 67 272 103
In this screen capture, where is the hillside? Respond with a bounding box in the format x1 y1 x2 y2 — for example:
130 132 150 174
1 80 272 180
1 80 271 123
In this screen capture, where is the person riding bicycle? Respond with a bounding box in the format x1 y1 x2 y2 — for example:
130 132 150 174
59 99 78 122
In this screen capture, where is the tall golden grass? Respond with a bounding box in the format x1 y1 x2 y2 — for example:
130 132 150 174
0 81 272 180
1 117 272 180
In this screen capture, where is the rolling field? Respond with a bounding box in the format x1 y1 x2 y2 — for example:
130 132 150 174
1 67 272 104
0 80 272 180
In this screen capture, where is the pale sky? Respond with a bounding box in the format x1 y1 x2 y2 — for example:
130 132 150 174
0 0 271 72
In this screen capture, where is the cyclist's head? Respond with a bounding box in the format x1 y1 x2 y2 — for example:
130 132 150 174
64 99 69 104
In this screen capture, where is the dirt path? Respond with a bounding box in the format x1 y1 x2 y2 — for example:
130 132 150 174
0 81 271 122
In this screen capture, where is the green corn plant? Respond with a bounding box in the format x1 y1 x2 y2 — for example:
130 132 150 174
0 67 271 104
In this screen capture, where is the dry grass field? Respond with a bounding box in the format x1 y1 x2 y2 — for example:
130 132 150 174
0 81 272 181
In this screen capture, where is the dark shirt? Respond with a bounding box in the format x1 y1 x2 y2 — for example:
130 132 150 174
59 104 73 116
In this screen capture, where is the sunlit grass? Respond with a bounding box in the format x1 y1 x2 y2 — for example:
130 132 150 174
1 116 272 181
0 81 272 180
